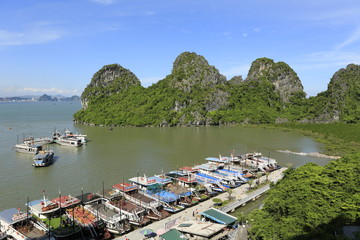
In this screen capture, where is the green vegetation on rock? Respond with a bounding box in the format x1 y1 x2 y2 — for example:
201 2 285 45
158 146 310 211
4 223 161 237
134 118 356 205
248 153 360 240
74 52 360 126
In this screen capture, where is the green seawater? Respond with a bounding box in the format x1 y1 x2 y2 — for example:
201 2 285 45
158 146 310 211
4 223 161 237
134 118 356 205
0 101 330 210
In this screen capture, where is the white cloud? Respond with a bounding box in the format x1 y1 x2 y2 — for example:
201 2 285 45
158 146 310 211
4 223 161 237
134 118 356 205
0 23 63 46
242 33 248 37
336 26 360 50
3 87 80 95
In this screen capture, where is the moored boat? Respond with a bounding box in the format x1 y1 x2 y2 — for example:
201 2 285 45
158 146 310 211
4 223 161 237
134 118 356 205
32 150 54 167
0 208 51 240
13 143 42 154
23 136 53 146
55 136 83 147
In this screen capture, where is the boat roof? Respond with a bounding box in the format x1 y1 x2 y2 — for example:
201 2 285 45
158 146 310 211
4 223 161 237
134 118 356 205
179 166 198 172
112 182 138 192
33 153 48 159
205 157 229 163
201 208 237 225
0 208 29 224
75 192 100 204
152 175 172 184
177 177 197 184
51 195 80 207
26 199 58 213
196 163 218 171
129 176 160 186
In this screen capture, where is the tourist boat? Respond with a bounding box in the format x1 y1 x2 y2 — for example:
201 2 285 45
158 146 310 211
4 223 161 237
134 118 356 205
84 201 132 235
108 197 150 226
13 143 42 154
55 136 83 147
66 206 111 239
23 136 53 146
112 182 168 221
0 208 52 240
64 129 87 143
32 150 54 167
26 195 60 218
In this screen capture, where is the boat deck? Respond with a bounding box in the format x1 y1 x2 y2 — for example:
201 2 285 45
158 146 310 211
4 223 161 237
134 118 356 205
127 191 156 204
109 199 144 214
66 206 95 226
14 222 47 239
165 184 191 196
89 202 119 219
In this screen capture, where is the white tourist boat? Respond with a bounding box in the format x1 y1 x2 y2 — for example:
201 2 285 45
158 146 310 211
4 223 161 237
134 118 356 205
13 143 42 154
55 136 83 147
64 129 87 143
23 136 53 146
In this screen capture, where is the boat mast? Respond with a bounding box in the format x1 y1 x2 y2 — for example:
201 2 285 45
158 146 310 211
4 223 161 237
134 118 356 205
59 188 62 226
43 190 47 207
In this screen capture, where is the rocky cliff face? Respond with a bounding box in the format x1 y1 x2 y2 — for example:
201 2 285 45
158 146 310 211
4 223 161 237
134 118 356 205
163 52 229 125
245 58 304 103
81 64 141 109
314 64 360 122
166 52 227 91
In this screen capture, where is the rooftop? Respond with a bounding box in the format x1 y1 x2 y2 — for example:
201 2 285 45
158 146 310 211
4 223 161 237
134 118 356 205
175 221 225 238
201 208 237 225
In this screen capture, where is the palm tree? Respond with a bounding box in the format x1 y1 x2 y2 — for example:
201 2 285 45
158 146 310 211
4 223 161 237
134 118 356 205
265 172 270 182
226 188 233 200
256 172 262 186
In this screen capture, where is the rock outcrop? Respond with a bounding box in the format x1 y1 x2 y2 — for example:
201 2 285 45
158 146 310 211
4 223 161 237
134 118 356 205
165 52 227 91
314 64 360 122
81 64 141 109
245 58 304 103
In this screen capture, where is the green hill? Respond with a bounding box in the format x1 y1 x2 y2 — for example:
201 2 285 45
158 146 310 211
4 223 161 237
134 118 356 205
74 52 360 126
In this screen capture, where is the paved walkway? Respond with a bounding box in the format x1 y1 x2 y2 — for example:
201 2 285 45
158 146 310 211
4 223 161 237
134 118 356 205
115 167 287 240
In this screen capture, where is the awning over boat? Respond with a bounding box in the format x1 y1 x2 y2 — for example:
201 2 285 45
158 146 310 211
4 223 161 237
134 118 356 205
201 208 237 225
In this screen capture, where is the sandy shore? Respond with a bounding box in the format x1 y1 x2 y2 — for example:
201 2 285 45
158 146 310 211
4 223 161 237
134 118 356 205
115 167 287 240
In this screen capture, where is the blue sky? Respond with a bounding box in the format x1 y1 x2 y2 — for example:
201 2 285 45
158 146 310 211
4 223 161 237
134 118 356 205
0 0 359 97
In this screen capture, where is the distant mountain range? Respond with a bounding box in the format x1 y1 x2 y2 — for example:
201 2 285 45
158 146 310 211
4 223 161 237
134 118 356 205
0 94 80 102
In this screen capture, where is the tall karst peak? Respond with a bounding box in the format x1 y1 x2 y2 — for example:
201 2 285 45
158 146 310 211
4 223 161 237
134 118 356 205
246 58 304 103
88 64 140 89
81 64 141 109
167 52 227 91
